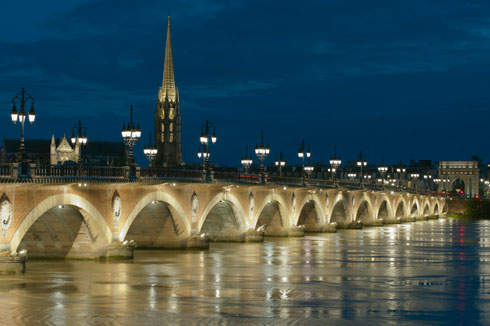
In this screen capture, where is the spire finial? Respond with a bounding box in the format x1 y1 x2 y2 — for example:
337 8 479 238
161 13 176 101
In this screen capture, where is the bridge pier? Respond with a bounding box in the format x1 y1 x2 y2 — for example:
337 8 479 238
383 218 402 224
400 216 416 223
0 252 27 275
363 219 384 227
335 221 363 229
102 241 135 260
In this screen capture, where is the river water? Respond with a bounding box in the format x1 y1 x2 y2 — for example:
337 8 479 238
0 218 489 326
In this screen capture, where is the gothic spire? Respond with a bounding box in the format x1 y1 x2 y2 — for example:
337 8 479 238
161 15 176 102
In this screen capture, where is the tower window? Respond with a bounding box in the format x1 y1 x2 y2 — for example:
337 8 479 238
170 133 174 142
170 123 173 132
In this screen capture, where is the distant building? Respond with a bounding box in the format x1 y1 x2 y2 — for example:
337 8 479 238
154 15 183 167
1 137 125 166
438 161 479 197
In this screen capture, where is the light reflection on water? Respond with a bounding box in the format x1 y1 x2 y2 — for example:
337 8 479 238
0 218 489 325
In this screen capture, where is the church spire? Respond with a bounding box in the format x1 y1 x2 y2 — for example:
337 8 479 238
161 15 176 101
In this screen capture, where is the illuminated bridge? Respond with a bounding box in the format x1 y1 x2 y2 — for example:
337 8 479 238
0 165 446 273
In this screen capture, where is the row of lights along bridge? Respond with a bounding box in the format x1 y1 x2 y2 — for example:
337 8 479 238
6 88 458 191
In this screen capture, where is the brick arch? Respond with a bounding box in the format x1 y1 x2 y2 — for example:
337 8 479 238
394 199 407 218
329 195 350 223
410 199 420 216
10 194 112 254
119 191 190 242
254 194 291 230
295 195 327 227
377 199 393 221
197 192 248 234
354 198 375 223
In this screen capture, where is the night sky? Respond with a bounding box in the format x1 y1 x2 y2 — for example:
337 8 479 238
1 0 489 167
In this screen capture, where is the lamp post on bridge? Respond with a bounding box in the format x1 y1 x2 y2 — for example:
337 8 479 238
121 105 141 176
356 152 367 188
71 120 87 164
198 120 217 182
298 139 312 186
423 174 432 194
275 152 287 177
143 132 158 168
329 146 341 187
10 88 36 174
241 145 253 174
378 158 388 190
410 173 420 193
395 164 406 190
255 131 270 184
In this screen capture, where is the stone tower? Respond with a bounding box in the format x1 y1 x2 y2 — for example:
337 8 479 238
154 15 182 167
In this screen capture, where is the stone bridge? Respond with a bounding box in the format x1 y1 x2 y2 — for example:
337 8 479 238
0 181 446 268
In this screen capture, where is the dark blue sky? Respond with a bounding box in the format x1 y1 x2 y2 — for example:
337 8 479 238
1 0 489 167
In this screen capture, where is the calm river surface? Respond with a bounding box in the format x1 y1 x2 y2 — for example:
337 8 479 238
1 218 490 325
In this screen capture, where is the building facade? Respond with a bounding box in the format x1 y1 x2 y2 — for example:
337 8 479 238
153 16 183 167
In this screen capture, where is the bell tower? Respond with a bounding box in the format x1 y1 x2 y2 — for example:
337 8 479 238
154 15 182 167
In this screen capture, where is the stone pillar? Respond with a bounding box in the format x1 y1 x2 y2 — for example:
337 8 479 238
0 251 27 275
102 241 135 260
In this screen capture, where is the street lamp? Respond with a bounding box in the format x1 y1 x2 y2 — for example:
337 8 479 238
348 173 357 180
255 130 270 184
298 139 312 186
198 119 217 182
143 132 158 168
10 87 36 165
71 120 87 164
275 151 287 177
121 105 141 167
241 145 253 174
329 146 341 187
378 159 388 189
423 174 432 193
356 152 367 188
410 173 420 192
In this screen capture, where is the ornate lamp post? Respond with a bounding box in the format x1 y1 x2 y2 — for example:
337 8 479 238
410 173 420 192
378 159 388 189
71 120 87 164
298 139 312 186
255 131 270 184
424 174 432 193
197 119 217 182
10 88 36 165
275 152 287 177
348 173 357 180
143 132 158 168
356 152 367 188
241 145 253 174
329 146 341 187
121 105 141 167
396 165 406 189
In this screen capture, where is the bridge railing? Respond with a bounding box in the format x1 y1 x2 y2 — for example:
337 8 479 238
212 171 262 184
0 163 448 196
35 165 126 178
139 168 202 181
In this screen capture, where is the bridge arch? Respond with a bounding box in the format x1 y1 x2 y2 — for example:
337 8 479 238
377 199 392 221
11 194 112 258
198 193 248 241
355 199 375 223
410 200 420 217
254 194 290 234
119 191 190 246
329 196 350 224
394 200 407 218
423 203 430 216
296 196 326 232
